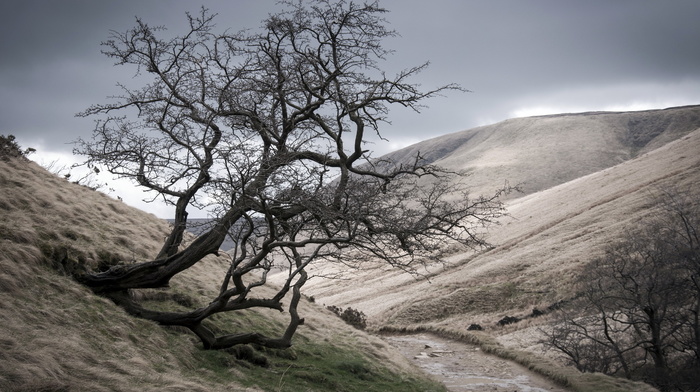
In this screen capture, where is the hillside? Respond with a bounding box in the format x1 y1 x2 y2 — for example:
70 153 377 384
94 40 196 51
295 107 700 392
383 105 700 198
0 156 443 392
305 106 700 336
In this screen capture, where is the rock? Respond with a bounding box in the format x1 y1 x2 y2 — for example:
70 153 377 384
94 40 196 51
497 316 520 326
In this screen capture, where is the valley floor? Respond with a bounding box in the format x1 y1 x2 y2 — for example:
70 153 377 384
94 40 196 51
384 333 568 392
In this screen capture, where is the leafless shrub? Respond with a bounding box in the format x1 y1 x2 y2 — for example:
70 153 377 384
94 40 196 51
541 188 700 391
327 305 368 330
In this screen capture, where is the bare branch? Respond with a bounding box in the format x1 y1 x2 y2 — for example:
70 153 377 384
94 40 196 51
74 1 501 352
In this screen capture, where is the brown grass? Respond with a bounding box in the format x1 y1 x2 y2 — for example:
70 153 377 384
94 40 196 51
306 128 700 324
0 159 226 390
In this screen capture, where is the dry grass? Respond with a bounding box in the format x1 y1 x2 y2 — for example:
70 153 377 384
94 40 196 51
0 158 167 273
306 125 700 327
0 159 241 391
387 105 700 198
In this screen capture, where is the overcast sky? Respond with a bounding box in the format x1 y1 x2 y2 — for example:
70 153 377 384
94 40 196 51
2 0 700 218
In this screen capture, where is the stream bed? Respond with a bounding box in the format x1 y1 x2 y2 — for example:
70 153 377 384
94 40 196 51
383 333 568 392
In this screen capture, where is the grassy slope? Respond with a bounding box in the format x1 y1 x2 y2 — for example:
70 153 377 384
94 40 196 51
0 157 444 392
303 112 700 391
384 105 700 198
384 129 700 327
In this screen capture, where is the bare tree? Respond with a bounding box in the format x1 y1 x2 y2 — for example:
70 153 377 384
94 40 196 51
656 188 700 368
542 188 700 391
75 0 508 351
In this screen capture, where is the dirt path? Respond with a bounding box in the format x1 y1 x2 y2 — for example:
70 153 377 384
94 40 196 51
383 333 569 392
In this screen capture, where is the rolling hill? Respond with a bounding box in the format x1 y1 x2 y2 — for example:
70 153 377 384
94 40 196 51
304 105 700 335
383 105 700 198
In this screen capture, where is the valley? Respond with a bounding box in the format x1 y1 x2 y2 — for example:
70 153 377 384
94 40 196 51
302 105 700 391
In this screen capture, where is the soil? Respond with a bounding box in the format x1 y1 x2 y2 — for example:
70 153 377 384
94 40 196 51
383 333 569 392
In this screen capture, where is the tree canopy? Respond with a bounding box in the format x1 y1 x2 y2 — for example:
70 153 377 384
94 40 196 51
75 0 508 350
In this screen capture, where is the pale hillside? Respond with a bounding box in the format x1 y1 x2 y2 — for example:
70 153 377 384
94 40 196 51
385 105 700 198
293 109 699 392
305 111 700 329
0 156 443 392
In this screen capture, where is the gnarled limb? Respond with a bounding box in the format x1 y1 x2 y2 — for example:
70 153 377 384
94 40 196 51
73 2 505 352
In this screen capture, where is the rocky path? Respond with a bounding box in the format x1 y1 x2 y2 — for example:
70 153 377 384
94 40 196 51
384 333 568 392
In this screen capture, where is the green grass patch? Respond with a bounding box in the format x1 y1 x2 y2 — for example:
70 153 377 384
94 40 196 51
142 294 445 391
188 340 445 392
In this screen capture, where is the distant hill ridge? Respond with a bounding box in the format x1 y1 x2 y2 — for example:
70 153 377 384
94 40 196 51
185 105 700 251
383 104 700 197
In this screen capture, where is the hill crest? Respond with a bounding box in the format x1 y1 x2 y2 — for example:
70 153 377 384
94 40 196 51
383 105 700 197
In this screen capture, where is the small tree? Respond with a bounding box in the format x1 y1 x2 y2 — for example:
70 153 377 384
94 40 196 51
542 188 700 390
75 0 509 351
0 134 34 161
656 188 700 368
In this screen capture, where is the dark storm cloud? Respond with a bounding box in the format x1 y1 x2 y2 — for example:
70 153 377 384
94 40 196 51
379 0 700 139
2 0 699 165
0 0 271 150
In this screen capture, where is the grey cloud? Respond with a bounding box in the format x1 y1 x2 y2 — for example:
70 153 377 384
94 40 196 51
2 0 700 155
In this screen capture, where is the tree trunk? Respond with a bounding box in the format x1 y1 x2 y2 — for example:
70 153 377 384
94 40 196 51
157 201 188 260
191 269 308 350
79 211 239 291
643 307 670 389
95 269 307 351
